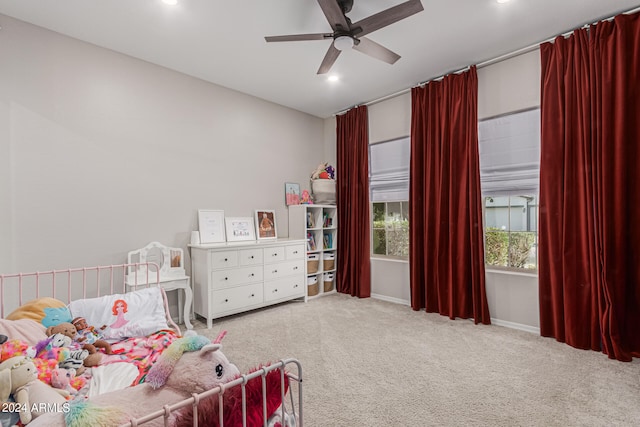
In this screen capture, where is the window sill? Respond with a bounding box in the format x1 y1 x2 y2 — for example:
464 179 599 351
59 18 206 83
370 255 409 263
485 266 538 278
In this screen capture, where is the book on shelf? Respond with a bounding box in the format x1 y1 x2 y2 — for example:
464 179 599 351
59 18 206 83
307 212 315 228
323 213 333 228
323 233 332 249
307 232 316 251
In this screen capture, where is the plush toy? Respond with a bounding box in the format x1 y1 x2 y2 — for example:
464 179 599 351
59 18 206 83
34 333 89 375
174 364 293 427
46 322 105 368
0 356 70 425
50 368 82 396
28 334 240 427
70 317 113 355
300 189 313 204
310 162 335 180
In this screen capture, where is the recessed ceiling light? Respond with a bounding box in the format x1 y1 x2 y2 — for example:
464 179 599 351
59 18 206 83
327 75 339 82
496 0 511 3
162 0 178 5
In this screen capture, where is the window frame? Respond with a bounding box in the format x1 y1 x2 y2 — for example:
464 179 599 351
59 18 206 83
371 201 410 260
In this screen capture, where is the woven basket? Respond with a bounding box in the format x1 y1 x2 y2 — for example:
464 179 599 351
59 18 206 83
323 280 334 293
308 282 319 296
323 259 334 271
307 260 319 274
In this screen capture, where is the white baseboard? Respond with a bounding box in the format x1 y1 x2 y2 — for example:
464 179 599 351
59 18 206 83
371 293 410 306
491 318 540 334
371 294 540 334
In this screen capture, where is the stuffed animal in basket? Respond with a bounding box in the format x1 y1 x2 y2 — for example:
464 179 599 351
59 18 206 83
28 334 241 427
0 356 70 425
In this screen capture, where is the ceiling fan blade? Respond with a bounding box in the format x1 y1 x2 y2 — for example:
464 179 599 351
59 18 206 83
317 43 341 74
353 37 401 65
351 0 423 37
317 0 350 32
265 33 332 42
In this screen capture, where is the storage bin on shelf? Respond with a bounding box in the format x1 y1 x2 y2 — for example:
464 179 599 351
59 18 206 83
307 253 319 274
323 252 335 271
323 272 335 293
307 275 319 296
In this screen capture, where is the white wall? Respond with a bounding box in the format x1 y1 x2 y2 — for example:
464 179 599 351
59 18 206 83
0 15 324 278
324 50 542 331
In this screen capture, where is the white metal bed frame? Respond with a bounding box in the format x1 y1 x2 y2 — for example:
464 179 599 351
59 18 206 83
0 263 303 427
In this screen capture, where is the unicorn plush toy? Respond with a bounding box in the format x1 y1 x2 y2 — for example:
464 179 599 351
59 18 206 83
29 333 240 427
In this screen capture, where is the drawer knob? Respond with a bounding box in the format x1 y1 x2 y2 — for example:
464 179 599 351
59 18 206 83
249 273 254 277
224 299 229 302
272 253 277 256
293 251 298 254
294 284 299 288
272 270 278 274
224 258 228 261
294 266 298 270
250 256 254 259
224 277 228 281
273 289 278 293
251 293 255 297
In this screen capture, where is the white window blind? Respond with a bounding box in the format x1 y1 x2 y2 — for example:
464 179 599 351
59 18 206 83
369 136 411 202
478 108 540 196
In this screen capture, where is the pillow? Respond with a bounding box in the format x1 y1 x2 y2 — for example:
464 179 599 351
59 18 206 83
67 287 169 340
0 318 47 346
5 297 66 323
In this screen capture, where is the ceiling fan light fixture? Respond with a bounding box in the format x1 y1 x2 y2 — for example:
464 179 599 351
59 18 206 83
334 35 354 51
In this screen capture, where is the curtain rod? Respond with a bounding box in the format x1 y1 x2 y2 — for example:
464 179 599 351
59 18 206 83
333 4 640 116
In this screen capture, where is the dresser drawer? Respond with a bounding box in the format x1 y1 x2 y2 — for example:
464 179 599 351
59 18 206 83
211 284 263 314
264 276 305 302
263 246 285 263
211 265 263 289
239 248 263 266
285 244 305 260
211 251 238 269
263 259 304 280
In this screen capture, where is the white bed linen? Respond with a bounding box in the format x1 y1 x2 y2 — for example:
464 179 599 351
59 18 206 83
88 363 139 398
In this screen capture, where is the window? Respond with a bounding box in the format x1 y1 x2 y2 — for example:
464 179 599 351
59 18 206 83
479 108 540 270
369 137 410 258
372 201 409 257
484 196 537 269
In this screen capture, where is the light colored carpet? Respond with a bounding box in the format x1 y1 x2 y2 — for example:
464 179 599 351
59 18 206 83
188 293 640 427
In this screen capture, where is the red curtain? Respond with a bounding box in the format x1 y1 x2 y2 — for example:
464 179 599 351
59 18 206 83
336 106 371 298
409 67 490 324
539 12 640 361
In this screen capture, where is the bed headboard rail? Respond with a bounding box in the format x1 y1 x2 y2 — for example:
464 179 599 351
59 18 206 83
0 262 160 318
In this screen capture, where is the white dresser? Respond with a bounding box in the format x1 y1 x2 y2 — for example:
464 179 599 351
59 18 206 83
189 239 307 328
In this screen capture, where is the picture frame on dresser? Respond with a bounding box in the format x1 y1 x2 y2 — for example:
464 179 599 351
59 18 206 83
255 209 277 240
225 217 256 242
198 209 226 244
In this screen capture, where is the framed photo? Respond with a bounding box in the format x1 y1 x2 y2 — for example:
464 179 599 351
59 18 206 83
255 209 277 240
225 217 256 242
285 182 301 206
198 209 226 244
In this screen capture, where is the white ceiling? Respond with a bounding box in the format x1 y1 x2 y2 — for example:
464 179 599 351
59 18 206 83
1 0 639 118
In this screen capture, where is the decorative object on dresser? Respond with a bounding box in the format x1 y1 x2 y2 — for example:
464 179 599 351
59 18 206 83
224 217 256 242
125 241 193 329
288 204 337 298
189 239 306 328
255 209 277 240
197 209 226 244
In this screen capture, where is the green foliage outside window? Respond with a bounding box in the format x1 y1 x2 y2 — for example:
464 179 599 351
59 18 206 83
372 202 409 258
485 227 536 269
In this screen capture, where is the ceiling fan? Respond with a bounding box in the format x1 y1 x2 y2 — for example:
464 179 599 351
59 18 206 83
265 0 424 74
